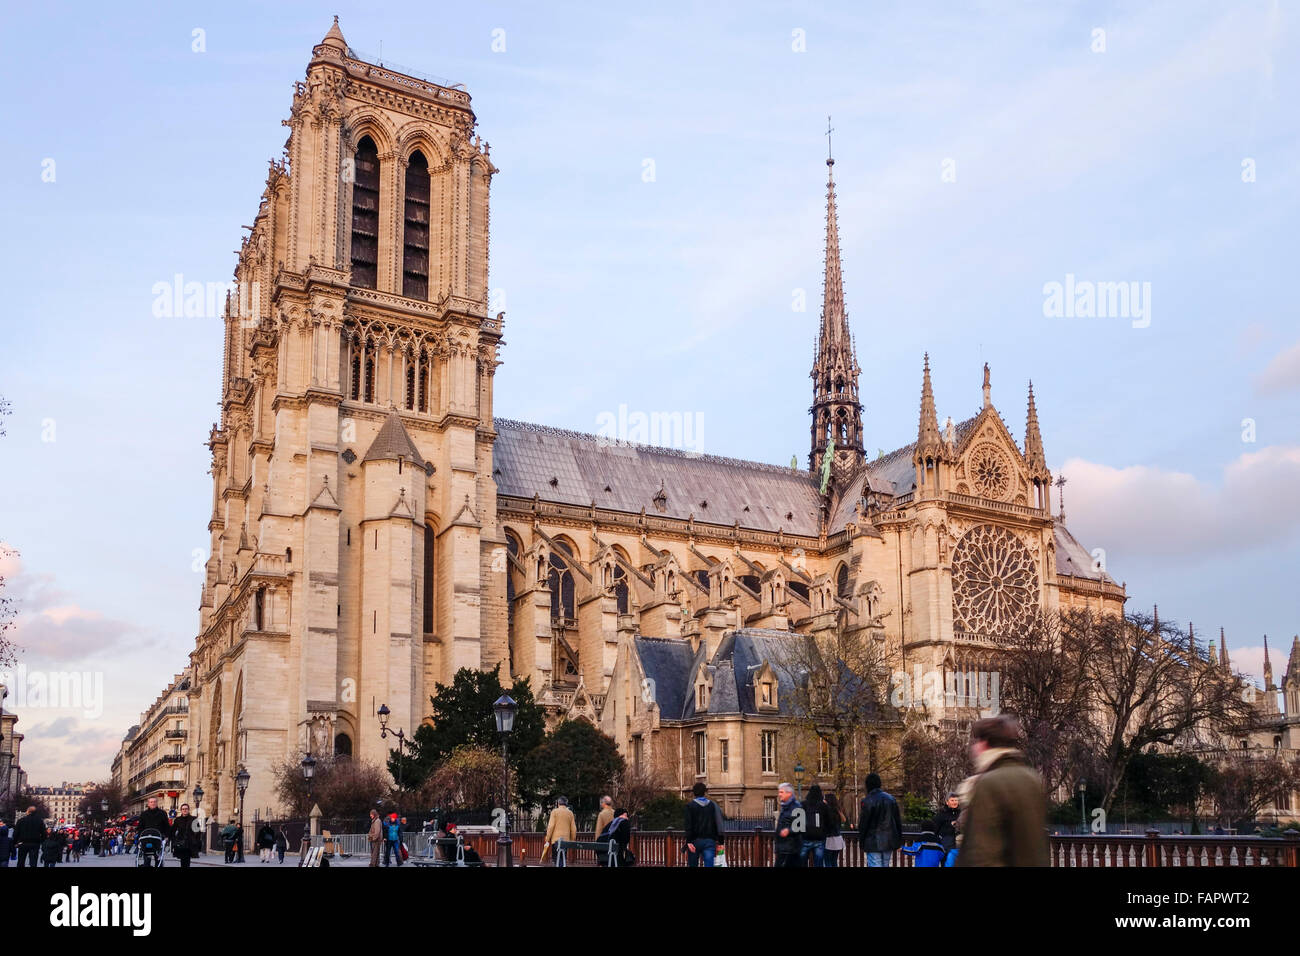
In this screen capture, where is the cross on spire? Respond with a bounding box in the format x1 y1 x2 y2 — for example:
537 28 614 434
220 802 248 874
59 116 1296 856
826 115 835 165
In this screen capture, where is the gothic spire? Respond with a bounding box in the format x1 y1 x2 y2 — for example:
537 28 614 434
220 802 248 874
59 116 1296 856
916 353 942 455
1220 627 1230 669
1264 634 1274 689
808 127 863 476
1024 381 1047 473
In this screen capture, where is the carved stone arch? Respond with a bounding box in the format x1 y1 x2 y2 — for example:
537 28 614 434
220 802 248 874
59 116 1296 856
342 108 398 155
394 123 451 171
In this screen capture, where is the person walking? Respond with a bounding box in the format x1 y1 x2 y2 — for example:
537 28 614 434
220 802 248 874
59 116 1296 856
382 812 403 866
858 773 902 867
596 807 633 866
367 809 383 867
931 792 961 867
822 792 844 867
683 782 725 867
171 803 199 868
257 822 276 863
221 818 240 864
543 796 577 865
800 784 830 867
41 829 65 868
955 715 1049 867
13 806 46 868
774 783 804 867
594 795 615 844
275 827 288 863
0 820 12 867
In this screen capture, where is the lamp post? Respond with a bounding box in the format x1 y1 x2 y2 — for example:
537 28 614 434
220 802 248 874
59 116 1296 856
99 799 108 856
193 784 205 854
235 768 250 863
377 704 417 820
794 762 805 800
301 753 316 830
493 694 518 868
1077 780 1087 834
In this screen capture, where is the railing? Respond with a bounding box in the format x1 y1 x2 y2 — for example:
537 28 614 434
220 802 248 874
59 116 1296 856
164 729 187 739
301 828 1300 866
945 491 1049 518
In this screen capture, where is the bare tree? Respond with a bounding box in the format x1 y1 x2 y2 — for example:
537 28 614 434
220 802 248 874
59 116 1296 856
777 611 898 800
0 544 20 668
1072 610 1256 812
997 610 1098 796
1208 750 1300 829
898 713 969 804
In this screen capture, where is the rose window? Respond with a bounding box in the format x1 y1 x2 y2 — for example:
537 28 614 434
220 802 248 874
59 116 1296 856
969 444 1012 500
951 524 1039 634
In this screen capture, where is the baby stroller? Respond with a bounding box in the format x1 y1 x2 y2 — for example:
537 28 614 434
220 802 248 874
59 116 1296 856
136 828 166 868
900 831 946 868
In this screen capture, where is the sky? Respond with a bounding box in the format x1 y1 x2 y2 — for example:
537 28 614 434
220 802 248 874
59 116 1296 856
0 1 1297 784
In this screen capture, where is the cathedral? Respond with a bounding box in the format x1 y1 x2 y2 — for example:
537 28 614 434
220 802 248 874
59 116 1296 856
177 22 1293 822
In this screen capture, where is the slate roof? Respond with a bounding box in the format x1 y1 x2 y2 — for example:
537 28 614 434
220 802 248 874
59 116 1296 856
1054 523 1118 584
493 418 822 535
363 410 427 468
634 636 701 721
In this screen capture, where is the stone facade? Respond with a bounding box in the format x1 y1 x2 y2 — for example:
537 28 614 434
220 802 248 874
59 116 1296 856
150 22 1297 822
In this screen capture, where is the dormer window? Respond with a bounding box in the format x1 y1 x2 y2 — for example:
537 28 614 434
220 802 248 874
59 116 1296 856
761 682 772 706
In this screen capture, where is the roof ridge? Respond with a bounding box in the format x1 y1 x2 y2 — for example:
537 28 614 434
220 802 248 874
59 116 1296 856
494 417 813 480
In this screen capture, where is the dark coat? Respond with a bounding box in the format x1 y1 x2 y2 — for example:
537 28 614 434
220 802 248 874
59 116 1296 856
597 816 632 865
931 804 961 851
774 797 804 855
0 826 12 857
138 807 172 838
858 788 903 853
257 825 276 849
955 752 1049 867
14 811 46 845
171 815 200 853
802 797 828 841
683 798 725 845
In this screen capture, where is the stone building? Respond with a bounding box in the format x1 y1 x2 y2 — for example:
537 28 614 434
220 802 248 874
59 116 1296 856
114 673 191 815
174 21 1143 821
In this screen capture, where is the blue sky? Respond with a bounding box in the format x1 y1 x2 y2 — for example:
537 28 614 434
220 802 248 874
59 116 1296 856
1 1 1298 782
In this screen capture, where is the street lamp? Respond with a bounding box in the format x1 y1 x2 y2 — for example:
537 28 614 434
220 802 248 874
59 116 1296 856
794 762 806 800
235 768 250 863
377 704 415 820
493 694 518 868
192 784 205 854
99 799 108 856
1077 779 1087 834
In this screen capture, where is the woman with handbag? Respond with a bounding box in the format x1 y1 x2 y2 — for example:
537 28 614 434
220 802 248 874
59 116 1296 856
822 792 845 867
172 804 200 868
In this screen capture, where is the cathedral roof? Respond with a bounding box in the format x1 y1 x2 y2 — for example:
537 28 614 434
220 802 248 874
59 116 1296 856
362 409 427 469
1053 523 1118 584
492 418 822 536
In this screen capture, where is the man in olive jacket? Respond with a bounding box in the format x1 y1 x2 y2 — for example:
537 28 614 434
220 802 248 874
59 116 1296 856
956 714 1049 867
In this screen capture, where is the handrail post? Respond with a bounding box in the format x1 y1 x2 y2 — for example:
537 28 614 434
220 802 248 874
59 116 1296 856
1144 828 1161 868
754 825 763 868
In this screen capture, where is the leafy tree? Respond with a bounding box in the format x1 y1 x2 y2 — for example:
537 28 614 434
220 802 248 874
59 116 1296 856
76 781 124 821
416 745 506 813
272 754 390 821
521 718 624 821
636 793 689 830
394 665 545 790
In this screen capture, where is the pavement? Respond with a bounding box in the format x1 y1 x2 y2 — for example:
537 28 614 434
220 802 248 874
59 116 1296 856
37 849 383 868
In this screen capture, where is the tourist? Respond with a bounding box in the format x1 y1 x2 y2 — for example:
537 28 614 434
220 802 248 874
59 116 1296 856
221 818 240 863
275 826 289 863
594 795 615 844
801 784 829 867
774 783 803 867
0 819 11 867
955 714 1048 867
172 803 199 868
13 806 46 868
822 792 844 867
858 773 902 867
543 796 577 865
597 807 633 866
367 809 383 867
684 782 724 867
383 812 403 866
932 792 961 867
41 829 65 868
257 822 276 862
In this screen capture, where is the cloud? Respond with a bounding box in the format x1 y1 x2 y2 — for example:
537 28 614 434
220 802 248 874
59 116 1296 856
1255 340 1300 396
1062 446 1300 561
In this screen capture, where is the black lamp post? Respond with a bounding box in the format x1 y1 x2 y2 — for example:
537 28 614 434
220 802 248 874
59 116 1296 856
193 784 205 854
235 768 250 862
301 753 316 817
99 799 108 856
493 694 518 868
377 704 417 820
1077 780 1087 834
794 762 806 800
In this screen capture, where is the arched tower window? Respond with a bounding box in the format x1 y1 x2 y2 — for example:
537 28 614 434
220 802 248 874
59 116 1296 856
549 541 576 622
836 564 851 600
334 733 353 758
350 136 379 289
406 361 416 411
403 151 431 300
363 338 375 403
614 564 629 614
